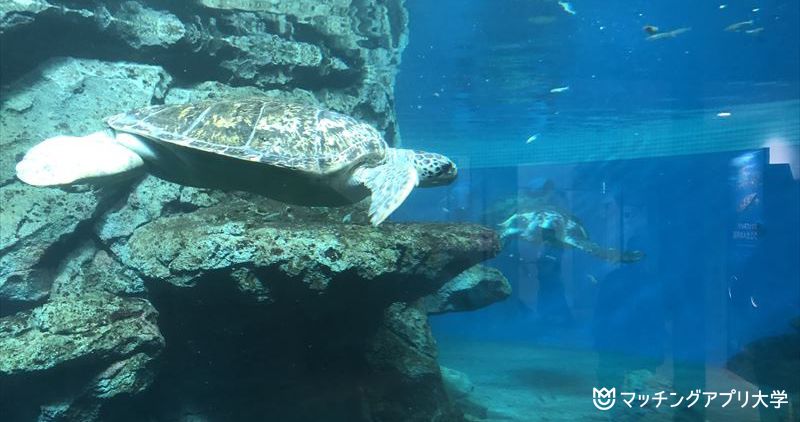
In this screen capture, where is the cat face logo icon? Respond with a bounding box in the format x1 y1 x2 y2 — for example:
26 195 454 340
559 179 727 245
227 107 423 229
592 387 616 410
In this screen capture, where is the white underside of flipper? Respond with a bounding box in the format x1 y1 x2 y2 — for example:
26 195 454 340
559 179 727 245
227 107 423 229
352 148 419 226
15 130 146 186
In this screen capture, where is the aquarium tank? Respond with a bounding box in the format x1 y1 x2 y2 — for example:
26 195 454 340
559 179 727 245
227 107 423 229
0 0 798 421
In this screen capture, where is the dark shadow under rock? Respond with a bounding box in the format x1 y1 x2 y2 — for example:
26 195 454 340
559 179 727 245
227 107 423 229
102 270 463 421
363 302 463 422
91 202 500 421
727 317 800 396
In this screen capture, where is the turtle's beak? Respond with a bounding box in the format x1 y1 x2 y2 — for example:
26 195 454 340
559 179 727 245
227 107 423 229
442 161 457 182
426 160 457 186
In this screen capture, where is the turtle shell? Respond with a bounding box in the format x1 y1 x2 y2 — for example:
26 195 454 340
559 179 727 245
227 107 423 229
106 98 387 174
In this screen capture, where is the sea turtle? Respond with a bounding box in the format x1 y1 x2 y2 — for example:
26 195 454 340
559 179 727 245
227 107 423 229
498 206 645 263
15 98 457 225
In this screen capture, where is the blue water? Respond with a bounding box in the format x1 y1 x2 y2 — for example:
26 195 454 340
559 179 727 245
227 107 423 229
1 0 798 420
397 0 799 120
400 153 800 356
394 0 800 418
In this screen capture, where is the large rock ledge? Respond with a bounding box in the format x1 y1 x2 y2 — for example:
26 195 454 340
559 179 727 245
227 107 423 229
0 211 506 421
116 202 498 292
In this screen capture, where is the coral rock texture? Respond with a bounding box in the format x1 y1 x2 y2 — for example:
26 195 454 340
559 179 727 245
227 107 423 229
0 296 163 420
0 1 510 421
0 58 170 305
420 265 512 315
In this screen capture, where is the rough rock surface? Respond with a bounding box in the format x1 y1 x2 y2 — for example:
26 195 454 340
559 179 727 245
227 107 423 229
420 265 512 315
0 296 161 374
0 0 56 34
441 366 489 421
103 222 498 422
0 57 170 307
364 303 461 421
0 0 407 305
110 202 498 292
97 1 186 50
1 0 407 144
0 1 512 421
0 295 163 420
2 202 503 422
1 0 409 306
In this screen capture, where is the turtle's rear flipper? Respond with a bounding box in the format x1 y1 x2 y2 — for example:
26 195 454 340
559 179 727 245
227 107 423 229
352 149 419 226
16 131 144 186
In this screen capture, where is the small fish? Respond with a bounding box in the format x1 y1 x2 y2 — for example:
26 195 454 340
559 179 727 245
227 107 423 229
550 86 570 93
646 27 691 41
719 4 727 9
643 25 660 35
728 287 732 299
526 133 540 144
342 212 353 223
750 296 758 308
738 192 758 212
717 111 732 117
557 1 576 15
745 27 764 35
725 20 754 32
528 15 557 25
586 274 598 284
442 207 450 213
752 8 760 13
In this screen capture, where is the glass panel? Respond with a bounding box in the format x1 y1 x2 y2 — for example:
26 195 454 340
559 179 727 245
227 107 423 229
394 1 799 421
1 1 797 421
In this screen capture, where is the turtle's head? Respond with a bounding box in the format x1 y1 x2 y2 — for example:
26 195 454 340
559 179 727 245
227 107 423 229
408 150 457 187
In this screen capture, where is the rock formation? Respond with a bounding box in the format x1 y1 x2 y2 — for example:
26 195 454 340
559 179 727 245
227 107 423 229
0 1 511 420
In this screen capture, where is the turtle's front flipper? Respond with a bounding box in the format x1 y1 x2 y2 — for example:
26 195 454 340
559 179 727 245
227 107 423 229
352 149 419 226
556 218 645 263
16 131 145 186
561 235 645 263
